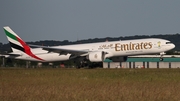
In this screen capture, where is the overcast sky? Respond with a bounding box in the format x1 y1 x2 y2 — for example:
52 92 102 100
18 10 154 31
0 0 180 44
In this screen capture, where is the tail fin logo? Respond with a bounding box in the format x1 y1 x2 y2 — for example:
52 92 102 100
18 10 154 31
3 26 44 61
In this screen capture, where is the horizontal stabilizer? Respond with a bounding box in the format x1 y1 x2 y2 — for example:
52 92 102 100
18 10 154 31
7 53 21 56
0 53 21 57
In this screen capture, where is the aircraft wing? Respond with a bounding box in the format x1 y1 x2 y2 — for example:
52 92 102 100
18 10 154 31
29 44 90 55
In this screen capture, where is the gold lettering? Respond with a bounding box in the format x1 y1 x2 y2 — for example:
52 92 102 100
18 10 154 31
99 44 114 49
121 44 123 51
115 43 121 51
129 42 132 50
114 41 153 51
102 45 106 48
135 43 141 50
144 42 148 49
140 42 143 49
132 43 135 50
110 44 113 47
149 42 152 49
122 44 129 51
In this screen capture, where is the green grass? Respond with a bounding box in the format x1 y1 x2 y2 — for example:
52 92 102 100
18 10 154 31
0 68 180 101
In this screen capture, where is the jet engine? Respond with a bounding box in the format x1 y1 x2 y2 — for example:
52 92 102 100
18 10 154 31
88 51 105 62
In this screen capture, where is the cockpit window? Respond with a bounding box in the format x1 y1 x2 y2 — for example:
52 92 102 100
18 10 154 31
166 42 172 44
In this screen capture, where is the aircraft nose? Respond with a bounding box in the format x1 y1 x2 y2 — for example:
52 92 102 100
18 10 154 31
172 43 175 49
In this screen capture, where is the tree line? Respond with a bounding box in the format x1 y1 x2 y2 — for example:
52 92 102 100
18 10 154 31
1 33 180 53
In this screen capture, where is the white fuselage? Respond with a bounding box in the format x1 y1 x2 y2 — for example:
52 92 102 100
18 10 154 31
8 38 175 62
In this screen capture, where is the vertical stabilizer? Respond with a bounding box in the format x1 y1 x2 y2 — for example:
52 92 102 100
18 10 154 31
3 26 43 61
3 26 27 52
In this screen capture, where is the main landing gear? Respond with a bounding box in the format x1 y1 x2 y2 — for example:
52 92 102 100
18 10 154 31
74 57 88 69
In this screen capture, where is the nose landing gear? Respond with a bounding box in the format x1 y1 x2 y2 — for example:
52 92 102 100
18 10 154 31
159 52 165 61
159 57 164 61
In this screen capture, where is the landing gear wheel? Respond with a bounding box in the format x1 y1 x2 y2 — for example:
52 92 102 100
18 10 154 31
159 58 163 61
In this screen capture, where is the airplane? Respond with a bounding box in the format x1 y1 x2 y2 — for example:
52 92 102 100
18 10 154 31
1 26 175 67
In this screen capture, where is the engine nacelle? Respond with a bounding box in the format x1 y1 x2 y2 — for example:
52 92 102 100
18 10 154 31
110 56 128 62
88 51 104 62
